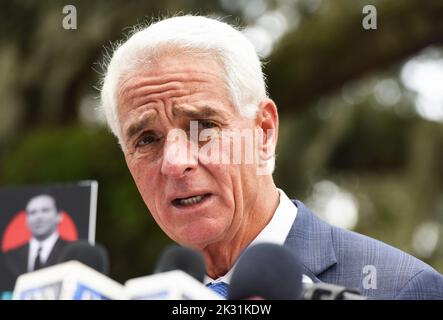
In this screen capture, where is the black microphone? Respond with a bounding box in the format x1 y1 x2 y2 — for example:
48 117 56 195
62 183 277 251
57 240 110 275
228 242 367 300
302 281 366 300
228 243 304 300
154 244 206 283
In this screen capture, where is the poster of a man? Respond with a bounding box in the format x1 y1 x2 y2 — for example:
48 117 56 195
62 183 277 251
0 181 98 292
4 194 69 276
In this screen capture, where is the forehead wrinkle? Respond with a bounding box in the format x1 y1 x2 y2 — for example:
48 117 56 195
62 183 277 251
129 88 192 112
172 104 230 120
118 73 211 114
129 73 208 88
119 72 209 100
131 80 184 98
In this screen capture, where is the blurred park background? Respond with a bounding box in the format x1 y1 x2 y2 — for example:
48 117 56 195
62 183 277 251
1 0 443 283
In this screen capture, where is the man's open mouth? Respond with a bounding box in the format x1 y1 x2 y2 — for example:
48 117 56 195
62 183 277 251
172 193 211 207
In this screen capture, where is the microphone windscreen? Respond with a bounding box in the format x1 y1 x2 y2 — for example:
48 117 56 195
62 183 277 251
228 243 303 300
154 245 206 283
57 240 110 275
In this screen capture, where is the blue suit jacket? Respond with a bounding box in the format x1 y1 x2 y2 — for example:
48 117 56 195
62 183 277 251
285 200 443 299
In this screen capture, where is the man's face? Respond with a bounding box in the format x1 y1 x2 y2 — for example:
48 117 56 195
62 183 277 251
26 195 61 241
119 53 266 249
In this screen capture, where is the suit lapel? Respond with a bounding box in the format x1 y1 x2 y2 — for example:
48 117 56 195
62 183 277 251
18 243 30 275
284 200 337 281
45 238 66 266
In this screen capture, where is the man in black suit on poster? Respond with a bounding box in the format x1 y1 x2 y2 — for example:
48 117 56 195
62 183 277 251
4 194 69 279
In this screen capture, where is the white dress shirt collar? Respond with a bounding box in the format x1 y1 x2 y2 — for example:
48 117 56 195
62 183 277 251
28 232 59 272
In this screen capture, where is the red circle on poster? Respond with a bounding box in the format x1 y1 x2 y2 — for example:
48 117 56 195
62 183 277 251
1 210 78 253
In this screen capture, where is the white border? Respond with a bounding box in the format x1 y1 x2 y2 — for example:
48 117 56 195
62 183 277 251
78 180 98 245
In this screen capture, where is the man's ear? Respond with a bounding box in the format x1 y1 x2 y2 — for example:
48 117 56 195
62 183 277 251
255 99 279 161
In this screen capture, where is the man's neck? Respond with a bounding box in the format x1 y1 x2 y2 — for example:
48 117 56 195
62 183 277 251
202 179 280 279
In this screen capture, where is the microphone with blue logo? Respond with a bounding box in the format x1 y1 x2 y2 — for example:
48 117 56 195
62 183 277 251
124 245 224 300
12 240 125 300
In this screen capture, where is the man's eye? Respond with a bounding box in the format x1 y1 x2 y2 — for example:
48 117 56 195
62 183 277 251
198 120 217 130
137 134 158 147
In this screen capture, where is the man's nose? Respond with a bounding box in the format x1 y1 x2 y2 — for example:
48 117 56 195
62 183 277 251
161 130 198 177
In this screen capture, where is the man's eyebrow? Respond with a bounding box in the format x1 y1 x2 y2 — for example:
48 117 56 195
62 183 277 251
125 113 157 142
172 105 229 120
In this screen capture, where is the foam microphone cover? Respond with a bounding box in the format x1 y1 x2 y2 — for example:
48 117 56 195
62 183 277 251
57 240 110 275
154 245 206 283
228 242 303 300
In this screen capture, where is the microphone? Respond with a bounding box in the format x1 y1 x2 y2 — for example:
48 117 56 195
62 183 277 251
302 282 367 300
228 242 304 300
12 260 125 300
56 240 110 275
124 245 223 300
228 242 367 300
13 241 124 300
154 245 206 282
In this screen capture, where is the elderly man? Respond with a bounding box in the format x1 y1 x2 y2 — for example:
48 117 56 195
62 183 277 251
100 15 443 299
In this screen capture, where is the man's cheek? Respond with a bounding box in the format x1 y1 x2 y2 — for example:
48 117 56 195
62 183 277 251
131 164 150 190
132 175 153 205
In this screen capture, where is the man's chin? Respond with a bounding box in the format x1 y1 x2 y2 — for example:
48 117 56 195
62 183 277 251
175 227 224 250
33 232 52 241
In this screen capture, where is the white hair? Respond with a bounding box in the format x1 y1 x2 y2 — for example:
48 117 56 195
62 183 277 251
100 15 275 172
